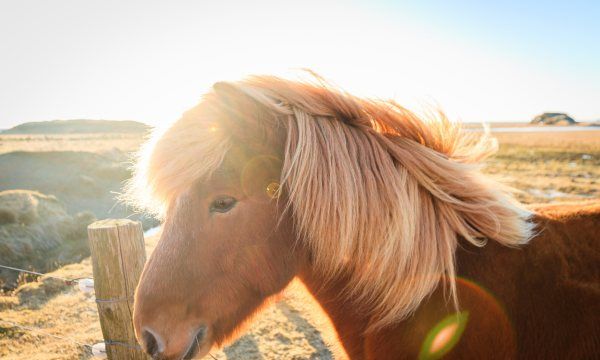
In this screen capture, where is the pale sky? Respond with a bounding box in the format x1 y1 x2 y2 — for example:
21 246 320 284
0 0 598 128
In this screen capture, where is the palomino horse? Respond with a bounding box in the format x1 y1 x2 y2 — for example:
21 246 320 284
129 75 599 359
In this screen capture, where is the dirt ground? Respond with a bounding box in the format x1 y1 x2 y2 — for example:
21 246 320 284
0 128 599 359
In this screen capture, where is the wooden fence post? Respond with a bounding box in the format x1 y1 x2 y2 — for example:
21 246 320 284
88 219 149 359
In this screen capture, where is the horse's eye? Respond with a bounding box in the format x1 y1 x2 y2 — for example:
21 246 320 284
209 196 237 213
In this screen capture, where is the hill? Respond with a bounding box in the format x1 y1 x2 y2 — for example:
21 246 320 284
2 119 150 134
0 190 93 290
0 151 157 230
530 113 577 126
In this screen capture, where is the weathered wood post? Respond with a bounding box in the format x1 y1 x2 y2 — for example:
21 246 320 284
88 219 149 359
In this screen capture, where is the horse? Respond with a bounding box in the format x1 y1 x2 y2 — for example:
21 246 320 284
127 74 600 359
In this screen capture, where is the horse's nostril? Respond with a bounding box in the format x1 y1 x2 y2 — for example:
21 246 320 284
142 328 161 357
183 326 208 360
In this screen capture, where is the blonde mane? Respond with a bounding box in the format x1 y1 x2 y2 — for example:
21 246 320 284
126 73 533 331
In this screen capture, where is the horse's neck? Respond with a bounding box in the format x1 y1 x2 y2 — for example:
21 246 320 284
298 248 521 359
298 269 369 358
297 240 527 359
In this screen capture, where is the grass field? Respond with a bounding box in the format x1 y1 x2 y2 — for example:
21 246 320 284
487 131 599 203
0 133 145 154
0 129 598 359
1 130 598 204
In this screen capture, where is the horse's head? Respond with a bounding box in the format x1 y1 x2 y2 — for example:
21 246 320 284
131 86 306 359
131 74 532 359
133 167 299 359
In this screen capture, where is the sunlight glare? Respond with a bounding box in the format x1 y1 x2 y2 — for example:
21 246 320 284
419 311 469 360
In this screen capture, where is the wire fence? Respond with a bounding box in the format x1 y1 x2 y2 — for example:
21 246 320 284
0 262 131 358
0 263 95 294
0 264 88 285
0 262 219 359
0 318 144 358
0 319 95 350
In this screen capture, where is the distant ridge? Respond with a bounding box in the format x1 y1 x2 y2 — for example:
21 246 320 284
530 113 577 126
1 119 151 134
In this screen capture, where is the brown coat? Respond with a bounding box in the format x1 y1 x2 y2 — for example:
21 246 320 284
300 201 600 359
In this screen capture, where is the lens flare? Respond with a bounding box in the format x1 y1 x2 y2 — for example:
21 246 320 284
240 155 282 200
266 182 281 199
417 277 516 359
419 311 469 360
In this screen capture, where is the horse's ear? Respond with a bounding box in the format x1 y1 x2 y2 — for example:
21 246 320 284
212 81 246 107
212 82 266 125
212 81 281 143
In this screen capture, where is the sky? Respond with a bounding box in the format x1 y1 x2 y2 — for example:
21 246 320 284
0 0 598 128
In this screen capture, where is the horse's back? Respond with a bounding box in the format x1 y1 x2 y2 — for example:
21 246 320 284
517 200 600 358
449 200 600 359
528 200 599 289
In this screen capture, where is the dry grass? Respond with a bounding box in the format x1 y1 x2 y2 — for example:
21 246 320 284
0 261 97 359
486 131 599 204
494 131 600 151
0 134 145 155
0 129 598 359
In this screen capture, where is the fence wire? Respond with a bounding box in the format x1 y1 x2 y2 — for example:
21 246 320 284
0 264 88 285
0 260 203 357
0 264 100 353
0 319 94 350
